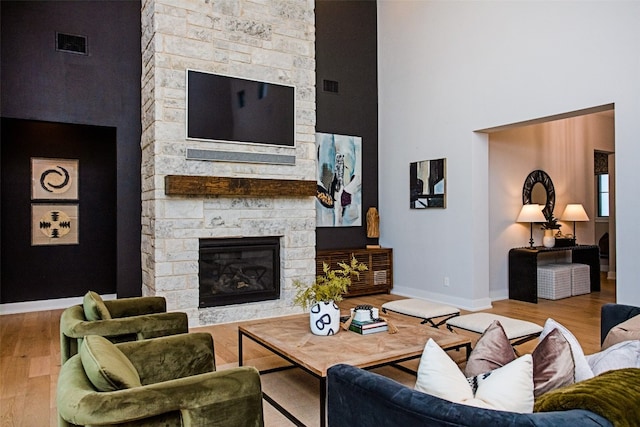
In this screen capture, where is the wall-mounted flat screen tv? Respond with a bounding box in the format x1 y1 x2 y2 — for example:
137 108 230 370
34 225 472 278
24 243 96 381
187 70 295 147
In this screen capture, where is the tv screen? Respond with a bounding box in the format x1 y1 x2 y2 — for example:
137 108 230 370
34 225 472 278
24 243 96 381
187 70 295 147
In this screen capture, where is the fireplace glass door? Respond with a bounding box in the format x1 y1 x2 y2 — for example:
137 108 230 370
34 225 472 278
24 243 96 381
199 237 280 307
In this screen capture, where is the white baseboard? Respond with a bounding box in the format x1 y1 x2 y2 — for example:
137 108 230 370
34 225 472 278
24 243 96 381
0 294 116 315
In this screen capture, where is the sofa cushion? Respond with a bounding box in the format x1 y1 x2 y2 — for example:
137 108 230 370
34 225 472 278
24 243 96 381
541 318 593 382
80 335 141 391
602 314 640 350
534 368 640 427
415 338 534 413
83 291 112 321
586 340 640 376
464 320 575 397
531 328 575 397
464 320 516 377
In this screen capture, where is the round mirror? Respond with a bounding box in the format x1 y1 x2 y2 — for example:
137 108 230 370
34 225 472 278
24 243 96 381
522 170 555 220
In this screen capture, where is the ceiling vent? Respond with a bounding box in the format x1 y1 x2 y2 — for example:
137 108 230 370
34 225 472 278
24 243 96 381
323 79 339 94
56 32 88 55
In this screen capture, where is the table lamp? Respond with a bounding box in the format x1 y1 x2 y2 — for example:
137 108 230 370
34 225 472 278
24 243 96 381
560 204 589 244
516 204 546 248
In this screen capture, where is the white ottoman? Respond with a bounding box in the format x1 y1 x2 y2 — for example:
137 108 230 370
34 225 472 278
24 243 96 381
381 299 460 328
569 263 591 296
445 313 543 346
537 264 572 300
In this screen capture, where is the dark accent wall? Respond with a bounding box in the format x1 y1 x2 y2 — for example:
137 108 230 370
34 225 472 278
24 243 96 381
2 119 117 302
315 0 379 250
1 1 142 298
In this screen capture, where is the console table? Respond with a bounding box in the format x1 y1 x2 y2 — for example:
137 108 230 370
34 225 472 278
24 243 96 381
508 245 600 303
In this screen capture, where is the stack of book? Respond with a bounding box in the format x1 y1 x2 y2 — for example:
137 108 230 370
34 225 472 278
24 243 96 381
348 318 388 335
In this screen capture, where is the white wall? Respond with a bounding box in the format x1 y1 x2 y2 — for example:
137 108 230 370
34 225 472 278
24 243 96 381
377 0 640 308
489 113 615 300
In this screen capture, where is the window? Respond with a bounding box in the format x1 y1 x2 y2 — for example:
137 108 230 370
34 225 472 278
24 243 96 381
597 174 609 217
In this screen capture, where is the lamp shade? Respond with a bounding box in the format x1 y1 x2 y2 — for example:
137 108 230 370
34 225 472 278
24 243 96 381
516 204 546 223
560 204 589 222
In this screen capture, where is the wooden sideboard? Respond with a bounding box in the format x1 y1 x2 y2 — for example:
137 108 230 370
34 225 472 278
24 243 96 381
508 245 600 303
316 248 393 297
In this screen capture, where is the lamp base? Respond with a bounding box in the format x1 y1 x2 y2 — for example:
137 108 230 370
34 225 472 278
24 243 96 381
528 224 535 248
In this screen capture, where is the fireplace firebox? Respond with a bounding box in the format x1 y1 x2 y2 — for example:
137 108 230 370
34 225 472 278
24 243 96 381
199 237 280 307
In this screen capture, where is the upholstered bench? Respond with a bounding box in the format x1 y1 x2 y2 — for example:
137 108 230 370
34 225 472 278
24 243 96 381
445 313 543 346
537 263 572 300
568 263 591 295
381 299 460 328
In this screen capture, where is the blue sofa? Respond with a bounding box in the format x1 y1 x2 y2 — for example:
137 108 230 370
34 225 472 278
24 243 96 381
327 303 639 427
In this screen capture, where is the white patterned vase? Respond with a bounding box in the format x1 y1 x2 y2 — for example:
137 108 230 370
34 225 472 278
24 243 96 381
543 229 556 248
309 301 340 336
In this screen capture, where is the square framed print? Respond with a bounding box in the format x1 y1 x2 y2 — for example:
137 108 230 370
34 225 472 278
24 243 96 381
31 204 79 245
31 157 79 200
410 158 446 209
316 133 362 227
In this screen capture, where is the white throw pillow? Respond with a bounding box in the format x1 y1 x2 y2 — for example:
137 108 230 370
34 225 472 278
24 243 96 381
586 340 640 376
540 318 594 382
415 338 534 413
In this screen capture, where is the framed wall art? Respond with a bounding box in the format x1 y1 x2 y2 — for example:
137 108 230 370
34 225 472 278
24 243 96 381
410 158 446 209
316 133 362 227
31 157 79 200
31 204 79 245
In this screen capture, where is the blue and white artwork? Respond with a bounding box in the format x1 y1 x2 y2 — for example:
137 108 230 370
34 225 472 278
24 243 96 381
316 133 362 227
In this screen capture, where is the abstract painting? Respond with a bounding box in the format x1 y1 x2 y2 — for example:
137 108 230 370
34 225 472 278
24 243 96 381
410 158 446 209
316 133 362 227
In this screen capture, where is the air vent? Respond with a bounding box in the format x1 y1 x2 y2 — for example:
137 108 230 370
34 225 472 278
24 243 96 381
56 32 87 55
323 79 339 93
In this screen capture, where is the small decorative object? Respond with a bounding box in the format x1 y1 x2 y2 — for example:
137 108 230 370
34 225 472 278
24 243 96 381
541 216 561 248
294 255 368 336
366 207 381 249
410 158 446 208
366 207 380 238
543 229 556 248
344 304 398 334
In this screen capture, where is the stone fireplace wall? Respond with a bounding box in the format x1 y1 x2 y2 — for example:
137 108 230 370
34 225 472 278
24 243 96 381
141 0 316 326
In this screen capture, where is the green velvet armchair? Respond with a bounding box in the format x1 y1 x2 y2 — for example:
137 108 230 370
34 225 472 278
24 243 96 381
60 292 189 363
57 332 264 427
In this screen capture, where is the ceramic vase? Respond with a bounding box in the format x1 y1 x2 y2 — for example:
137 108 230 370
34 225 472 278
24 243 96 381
309 301 340 335
543 229 556 248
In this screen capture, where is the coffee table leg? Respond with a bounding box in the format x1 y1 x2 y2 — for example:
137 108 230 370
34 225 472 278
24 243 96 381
320 376 327 427
238 329 244 366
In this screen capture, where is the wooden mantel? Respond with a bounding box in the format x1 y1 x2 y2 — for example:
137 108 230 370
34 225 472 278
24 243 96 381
164 175 316 197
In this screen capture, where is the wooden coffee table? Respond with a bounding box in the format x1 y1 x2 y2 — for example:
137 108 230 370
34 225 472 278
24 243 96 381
238 313 471 427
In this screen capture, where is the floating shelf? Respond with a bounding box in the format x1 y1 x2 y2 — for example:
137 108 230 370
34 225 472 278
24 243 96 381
165 175 316 197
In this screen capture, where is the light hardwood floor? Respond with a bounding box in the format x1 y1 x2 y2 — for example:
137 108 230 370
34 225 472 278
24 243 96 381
0 274 615 427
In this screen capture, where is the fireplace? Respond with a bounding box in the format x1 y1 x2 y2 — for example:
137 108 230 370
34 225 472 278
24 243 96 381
199 237 281 308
